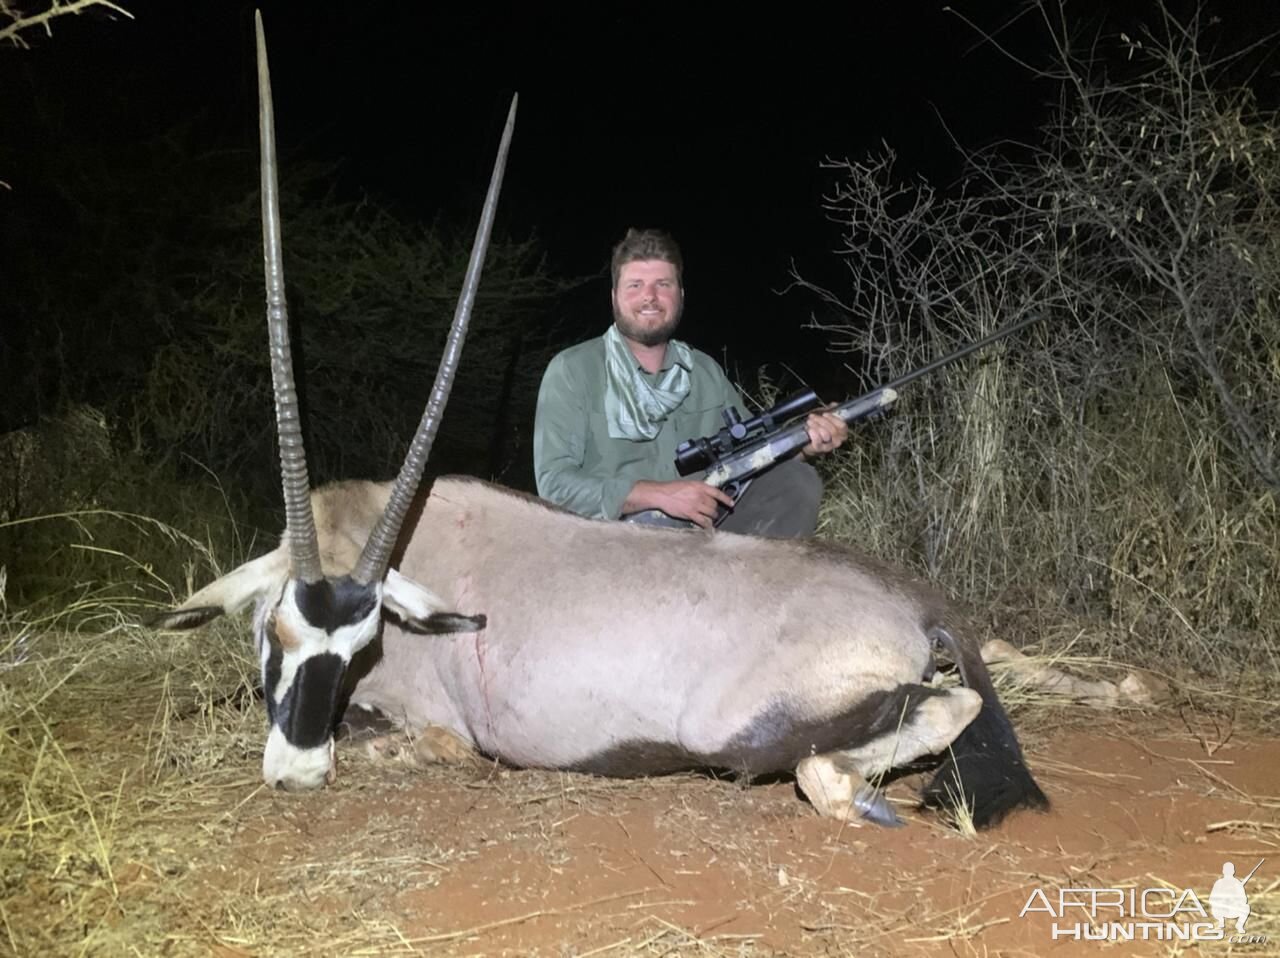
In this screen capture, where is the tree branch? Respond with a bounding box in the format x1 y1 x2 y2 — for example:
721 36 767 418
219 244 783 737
1 0 131 49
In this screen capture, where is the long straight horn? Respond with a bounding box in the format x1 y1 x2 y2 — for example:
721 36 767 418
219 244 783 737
352 94 519 586
256 10 322 584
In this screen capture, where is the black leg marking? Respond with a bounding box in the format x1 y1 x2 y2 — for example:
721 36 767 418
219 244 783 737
572 683 951 778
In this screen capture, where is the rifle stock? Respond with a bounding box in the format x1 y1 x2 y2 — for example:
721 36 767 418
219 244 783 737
621 388 898 529
703 387 898 490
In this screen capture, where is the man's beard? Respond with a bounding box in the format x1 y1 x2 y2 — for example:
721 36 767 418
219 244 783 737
613 303 683 347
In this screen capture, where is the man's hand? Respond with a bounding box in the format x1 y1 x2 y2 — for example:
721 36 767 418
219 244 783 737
622 479 736 529
800 408 849 459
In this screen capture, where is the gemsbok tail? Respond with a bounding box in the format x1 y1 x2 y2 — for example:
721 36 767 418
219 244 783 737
921 626 1050 828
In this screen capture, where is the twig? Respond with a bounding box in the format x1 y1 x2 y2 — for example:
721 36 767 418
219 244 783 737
404 886 661 944
1 0 132 48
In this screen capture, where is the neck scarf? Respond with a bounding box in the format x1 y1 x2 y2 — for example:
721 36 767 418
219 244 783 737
603 323 693 440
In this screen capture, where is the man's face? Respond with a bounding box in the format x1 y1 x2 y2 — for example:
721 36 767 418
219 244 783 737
612 259 683 347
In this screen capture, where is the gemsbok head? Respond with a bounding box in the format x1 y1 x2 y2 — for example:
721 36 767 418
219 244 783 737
151 11 511 790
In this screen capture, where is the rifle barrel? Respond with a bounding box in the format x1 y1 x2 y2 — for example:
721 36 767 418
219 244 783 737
881 312 1044 393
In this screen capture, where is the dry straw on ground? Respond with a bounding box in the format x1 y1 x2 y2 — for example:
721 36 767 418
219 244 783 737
2 556 1276 956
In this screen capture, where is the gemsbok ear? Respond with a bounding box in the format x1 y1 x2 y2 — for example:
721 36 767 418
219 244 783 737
149 549 290 631
148 605 227 631
381 568 487 634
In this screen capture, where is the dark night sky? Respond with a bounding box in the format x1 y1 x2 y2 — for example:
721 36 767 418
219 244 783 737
5 0 1278 399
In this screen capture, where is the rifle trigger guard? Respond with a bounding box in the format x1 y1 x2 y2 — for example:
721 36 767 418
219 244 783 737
712 477 751 527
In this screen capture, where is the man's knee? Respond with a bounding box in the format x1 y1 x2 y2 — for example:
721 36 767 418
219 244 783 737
790 458 823 505
777 459 824 536
770 458 823 516
721 458 825 538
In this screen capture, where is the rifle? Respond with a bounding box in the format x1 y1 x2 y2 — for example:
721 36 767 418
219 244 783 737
622 312 1045 529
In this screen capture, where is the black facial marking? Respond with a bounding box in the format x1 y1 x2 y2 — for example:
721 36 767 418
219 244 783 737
295 576 379 632
262 640 283 724
571 684 949 779
281 652 346 749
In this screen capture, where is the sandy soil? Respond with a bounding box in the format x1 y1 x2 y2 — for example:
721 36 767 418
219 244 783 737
179 714 1278 957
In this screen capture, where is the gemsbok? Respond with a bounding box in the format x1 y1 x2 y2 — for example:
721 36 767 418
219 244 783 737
153 11 1049 831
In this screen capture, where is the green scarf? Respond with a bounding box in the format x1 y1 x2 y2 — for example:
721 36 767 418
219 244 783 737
603 323 694 441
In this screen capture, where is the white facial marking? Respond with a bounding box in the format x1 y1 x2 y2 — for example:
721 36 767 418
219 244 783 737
254 578 387 789
267 579 384 705
263 724 336 790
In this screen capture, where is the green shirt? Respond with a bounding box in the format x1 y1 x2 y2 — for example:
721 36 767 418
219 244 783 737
533 333 747 519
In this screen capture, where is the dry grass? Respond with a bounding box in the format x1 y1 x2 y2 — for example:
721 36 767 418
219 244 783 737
2 578 1275 956
1 471 1276 957
0 609 262 955
0 582 787 955
814 369 1280 685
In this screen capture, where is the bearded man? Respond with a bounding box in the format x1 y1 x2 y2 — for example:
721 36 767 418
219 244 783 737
532 228 847 535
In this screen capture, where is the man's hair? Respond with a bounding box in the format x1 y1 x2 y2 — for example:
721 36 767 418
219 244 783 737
610 228 683 288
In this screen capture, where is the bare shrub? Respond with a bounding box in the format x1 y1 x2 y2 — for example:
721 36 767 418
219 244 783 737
791 2 1279 677
136 159 576 497
0 405 249 615
4 115 582 505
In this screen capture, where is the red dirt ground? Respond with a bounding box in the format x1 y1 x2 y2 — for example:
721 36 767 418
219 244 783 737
204 714 1280 956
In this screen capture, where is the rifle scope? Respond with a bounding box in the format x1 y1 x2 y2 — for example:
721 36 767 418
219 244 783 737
674 387 822 476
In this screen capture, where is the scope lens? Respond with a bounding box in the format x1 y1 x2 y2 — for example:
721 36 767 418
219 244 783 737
674 439 710 476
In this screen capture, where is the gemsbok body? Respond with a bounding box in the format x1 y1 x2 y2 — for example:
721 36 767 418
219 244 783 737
154 12 1049 831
